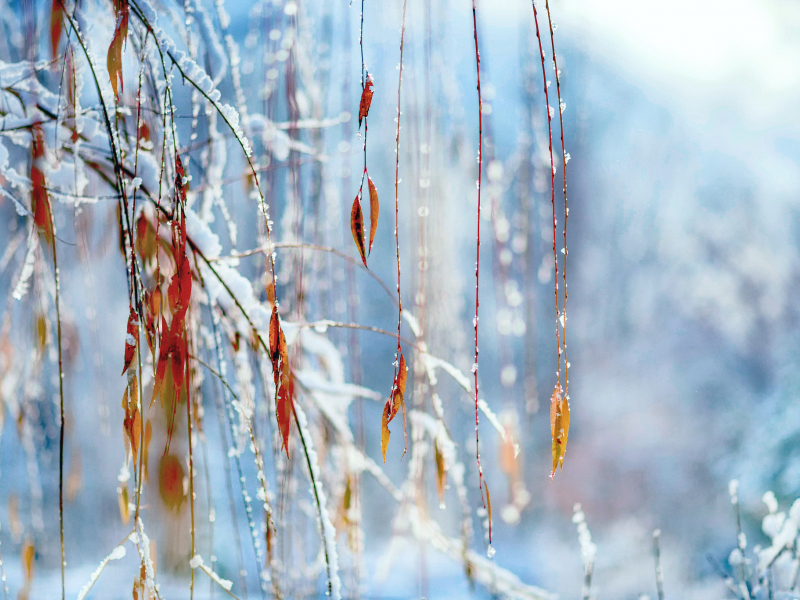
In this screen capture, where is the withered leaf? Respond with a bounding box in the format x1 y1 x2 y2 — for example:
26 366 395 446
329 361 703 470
484 480 493 544
549 383 569 478
269 305 293 456
381 399 391 463
381 348 408 461
143 420 152 481
122 306 139 375
358 76 374 127
50 0 63 59
21 539 34 584
107 0 129 102
31 126 52 245
350 195 367 267
367 177 379 254
434 440 446 504
158 454 186 511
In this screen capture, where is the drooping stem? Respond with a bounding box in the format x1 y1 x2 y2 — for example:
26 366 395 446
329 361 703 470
470 0 490 543
51 214 66 600
393 0 409 420
545 0 569 400
531 0 561 392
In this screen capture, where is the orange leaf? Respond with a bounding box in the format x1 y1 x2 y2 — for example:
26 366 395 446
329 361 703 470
158 454 185 511
434 441 446 504
21 540 34 584
550 383 569 478
122 306 139 375
397 350 407 399
381 399 391 463
124 406 142 464
276 373 293 455
367 177 379 254
358 75 374 127
143 420 152 481
350 195 367 267
382 349 408 460
50 0 63 59
107 0 129 103
484 481 493 544
269 305 280 359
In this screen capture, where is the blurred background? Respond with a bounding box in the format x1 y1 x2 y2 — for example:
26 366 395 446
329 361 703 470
0 0 799 598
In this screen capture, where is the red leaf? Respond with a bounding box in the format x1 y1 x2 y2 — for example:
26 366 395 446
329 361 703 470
367 177 379 254
107 0 129 103
276 373 293 456
31 126 52 245
121 306 139 375
175 154 187 205
268 308 293 456
50 0 63 59
358 76 374 127
350 195 367 267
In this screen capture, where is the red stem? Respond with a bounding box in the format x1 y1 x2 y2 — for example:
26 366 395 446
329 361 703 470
531 0 562 391
471 0 490 544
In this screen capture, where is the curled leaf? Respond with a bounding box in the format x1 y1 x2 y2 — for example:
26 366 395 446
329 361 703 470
122 306 139 375
381 349 408 461
107 0 129 102
358 75 374 127
550 383 569 478
350 195 367 267
368 177 379 254
269 305 293 455
31 126 52 245
484 481 493 544
381 400 391 463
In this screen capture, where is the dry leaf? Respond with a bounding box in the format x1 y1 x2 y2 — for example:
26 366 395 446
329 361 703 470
21 539 34 584
143 420 152 481
269 306 293 455
159 454 186 510
122 306 139 375
107 0 129 102
358 75 374 127
50 0 63 59
380 400 391 463
484 481 493 544
434 441 446 505
350 195 367 267
381 349 408 461
549 383 569 477
31 126 52 245
368 177 379 254
118 484 130 524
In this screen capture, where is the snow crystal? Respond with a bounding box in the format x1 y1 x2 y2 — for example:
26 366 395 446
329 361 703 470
11 233 38 300
76 544 127 600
